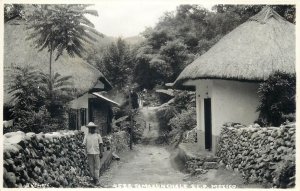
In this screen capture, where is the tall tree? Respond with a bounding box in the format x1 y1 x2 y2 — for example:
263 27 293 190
99 38 134 88
26 4 102 78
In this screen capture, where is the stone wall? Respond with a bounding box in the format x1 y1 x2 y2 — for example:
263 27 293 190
3 131 88 188
217 123 295 188
177 143 219 175
3 130 128 188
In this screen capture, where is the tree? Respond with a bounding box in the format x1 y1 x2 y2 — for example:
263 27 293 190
136 4 295 90
26 4 102 78
6 65 75 133
159 40 190 80
6 66 50 133
39 72 75 128
99 38 134 88
257 72 296 126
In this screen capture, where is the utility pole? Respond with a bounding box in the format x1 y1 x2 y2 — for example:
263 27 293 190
128 89 133 150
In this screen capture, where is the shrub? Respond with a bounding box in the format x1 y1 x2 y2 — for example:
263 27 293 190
156 105 178 132
272 155 295 188
173 90 195 111
257 72 296 126
168 108 196 132
7 66 75 133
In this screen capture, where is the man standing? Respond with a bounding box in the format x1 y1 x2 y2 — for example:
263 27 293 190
83 122 103 185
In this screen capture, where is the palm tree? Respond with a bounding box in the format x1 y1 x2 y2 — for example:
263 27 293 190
39 72 75 119
26 4 102 78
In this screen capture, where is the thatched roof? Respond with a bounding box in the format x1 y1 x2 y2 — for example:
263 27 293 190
3 19 111 104
174 6 295 88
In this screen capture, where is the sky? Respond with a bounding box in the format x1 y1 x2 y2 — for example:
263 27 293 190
85 1 214 38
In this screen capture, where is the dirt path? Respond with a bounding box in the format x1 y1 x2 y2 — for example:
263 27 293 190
100 107 263 188
101 107 187 186
140 107 160 144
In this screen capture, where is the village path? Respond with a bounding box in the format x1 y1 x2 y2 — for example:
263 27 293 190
100 107 187 187
100 107 263 188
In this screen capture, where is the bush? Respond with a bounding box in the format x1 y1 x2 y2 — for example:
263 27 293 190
156 106 178 132
257 72 296 126
272 155 295 188
168 108 196 132
173 91 195 111
7 66 75 133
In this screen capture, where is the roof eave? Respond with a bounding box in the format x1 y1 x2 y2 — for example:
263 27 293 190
173 76 265 90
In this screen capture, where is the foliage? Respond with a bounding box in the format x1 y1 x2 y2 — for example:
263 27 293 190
7 66 47 132
173 91 195 110
168 109 196 132
257 72 296 126
156 106 178 133
272 154 295 188
133 53 152 89
4 4 25 22
98 38 135 88
39 72 75 128
134 5 295 90
159 39 190 79
7 65 75 133
26 4 101 76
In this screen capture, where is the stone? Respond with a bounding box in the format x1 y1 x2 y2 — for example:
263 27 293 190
205 156 219 162
203 162 218 169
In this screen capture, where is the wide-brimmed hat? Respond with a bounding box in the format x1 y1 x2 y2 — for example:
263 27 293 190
86 122 98 128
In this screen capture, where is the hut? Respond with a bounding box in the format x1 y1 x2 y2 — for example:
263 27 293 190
173 7 295 154
3 19 119 135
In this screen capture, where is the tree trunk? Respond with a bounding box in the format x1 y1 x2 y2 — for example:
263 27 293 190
49 43 53 79
49 43 54 117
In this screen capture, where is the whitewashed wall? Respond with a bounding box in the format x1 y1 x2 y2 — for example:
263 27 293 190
192 79 260 153
211 80 260 136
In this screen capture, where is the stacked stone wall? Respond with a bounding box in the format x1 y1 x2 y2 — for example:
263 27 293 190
217 123 295 188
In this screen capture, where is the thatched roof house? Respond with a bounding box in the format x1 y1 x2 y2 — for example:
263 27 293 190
174 6 295 89
172 7 295 154
3 19 111 104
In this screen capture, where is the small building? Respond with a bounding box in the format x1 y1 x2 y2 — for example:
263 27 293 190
173 7 295 154
69 87 121 136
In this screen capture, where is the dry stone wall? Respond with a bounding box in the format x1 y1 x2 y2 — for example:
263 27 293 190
3 131 88 188
217 123 295 188
3 130 129 188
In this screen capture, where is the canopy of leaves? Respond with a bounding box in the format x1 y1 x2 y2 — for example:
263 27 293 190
26 4 102 60
98 38 135 88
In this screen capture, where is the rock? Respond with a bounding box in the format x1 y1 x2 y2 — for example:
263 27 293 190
203 162 218 169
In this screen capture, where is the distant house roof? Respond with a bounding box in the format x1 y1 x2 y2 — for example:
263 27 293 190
92 92 120 106
174 6 295 89
155 89 174 96
4 20 112 104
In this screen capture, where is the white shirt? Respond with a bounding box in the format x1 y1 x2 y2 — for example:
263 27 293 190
83 133 103 154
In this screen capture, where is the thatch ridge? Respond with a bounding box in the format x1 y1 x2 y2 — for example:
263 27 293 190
4 20 111 104
174 6 295 88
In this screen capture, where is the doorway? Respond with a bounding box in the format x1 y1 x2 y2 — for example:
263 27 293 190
204 98 212 151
